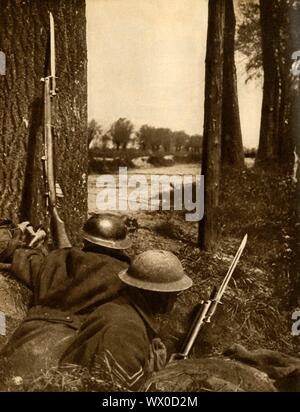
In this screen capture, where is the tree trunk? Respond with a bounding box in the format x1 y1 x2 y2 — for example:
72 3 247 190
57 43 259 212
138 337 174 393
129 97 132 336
277 0 298 172
0 0 88 245
287 0 300 306
198 0 226 250
256 0 281 165
221 0 244 168
277 62 294 171
257 0 298 172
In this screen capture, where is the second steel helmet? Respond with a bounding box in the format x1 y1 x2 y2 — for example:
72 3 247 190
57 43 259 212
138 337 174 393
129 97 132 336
82 213 132 249
118 249 193 292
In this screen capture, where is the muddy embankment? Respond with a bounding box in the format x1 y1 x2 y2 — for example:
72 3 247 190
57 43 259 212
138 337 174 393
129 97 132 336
89 153 201 174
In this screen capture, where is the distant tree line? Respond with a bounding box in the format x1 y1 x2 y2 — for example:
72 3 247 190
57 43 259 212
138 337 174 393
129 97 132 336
88 117 202 153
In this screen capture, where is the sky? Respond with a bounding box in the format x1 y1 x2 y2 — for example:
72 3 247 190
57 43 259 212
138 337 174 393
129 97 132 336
86 0 262 148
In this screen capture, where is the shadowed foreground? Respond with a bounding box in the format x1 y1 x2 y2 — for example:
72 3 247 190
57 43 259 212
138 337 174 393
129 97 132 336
0 167 299 391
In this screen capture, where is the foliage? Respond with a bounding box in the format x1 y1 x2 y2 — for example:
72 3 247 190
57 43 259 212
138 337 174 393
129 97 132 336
137 125 156 151
244 147 257 158
173 131 190 152
137 125 172 151
156 128 173 152
88 119 102 146
186 135 202 153
236 0 300 82
101 133 112 150
89 119 203 154
109 118 134 150
136 124 202 153
236 1 262 82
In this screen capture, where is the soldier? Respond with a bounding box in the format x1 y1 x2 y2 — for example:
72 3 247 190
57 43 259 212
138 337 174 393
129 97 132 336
60 249 193 390
0 213 132 377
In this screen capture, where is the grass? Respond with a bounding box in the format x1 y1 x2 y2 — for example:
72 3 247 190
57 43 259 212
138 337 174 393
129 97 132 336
131 166 299 357
0 357 128 392
0 165 298 391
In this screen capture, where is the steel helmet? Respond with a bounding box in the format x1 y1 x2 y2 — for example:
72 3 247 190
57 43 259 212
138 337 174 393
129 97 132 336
82 213 132 249
118 249 193 292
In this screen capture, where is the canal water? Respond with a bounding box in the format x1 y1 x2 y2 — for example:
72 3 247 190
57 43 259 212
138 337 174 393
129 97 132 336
88 163 200 214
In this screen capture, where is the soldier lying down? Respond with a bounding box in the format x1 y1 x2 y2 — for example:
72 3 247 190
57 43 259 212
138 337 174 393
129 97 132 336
0 213 193 390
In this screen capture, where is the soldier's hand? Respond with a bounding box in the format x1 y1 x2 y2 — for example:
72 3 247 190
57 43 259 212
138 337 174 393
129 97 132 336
17 221 31 233
148 338 167 372
29 228 47 248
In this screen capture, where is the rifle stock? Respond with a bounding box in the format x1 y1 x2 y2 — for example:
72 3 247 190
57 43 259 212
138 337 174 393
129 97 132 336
50 207 71 249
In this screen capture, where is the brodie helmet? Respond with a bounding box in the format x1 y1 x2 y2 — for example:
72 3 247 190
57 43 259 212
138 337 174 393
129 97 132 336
118 249 193 292
82 213 132 249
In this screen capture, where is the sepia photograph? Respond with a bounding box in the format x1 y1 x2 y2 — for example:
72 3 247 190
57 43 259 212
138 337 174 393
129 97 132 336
0 0 299 396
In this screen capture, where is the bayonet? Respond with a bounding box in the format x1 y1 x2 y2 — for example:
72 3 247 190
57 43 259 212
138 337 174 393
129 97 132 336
206 234 248 323
49 12 56 96
170 234 248 361
41 12 71 248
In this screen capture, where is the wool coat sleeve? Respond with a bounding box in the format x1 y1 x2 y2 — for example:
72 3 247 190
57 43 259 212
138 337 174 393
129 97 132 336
60 297 151 389
102 321 149 389
10 247 127 312
11 247 46 290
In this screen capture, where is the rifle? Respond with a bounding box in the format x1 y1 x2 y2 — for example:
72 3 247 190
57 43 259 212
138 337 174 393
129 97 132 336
41 12 71 249
170 234 248 362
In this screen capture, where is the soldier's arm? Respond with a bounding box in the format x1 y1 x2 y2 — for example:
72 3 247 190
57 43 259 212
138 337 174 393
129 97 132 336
0 222 47 290
102 322 150 390
11 247 47 290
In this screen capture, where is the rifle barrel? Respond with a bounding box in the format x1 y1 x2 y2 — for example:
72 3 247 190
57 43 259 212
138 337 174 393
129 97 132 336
44 77 56 204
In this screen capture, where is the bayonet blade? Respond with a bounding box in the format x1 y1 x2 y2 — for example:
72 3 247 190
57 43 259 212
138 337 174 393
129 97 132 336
206 234 248 322
217 234 248 298
49 12 56 95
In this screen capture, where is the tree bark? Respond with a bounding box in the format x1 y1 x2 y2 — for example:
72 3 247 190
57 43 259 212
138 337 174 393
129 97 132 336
287 0 300 306
221 0 244 168
277 0 299 172
198 0 226 250
256 0 281 164
257 0 298 172
0 0 88 245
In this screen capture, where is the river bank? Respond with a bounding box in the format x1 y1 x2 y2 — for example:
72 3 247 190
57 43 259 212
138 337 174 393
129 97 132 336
89 152 201 175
